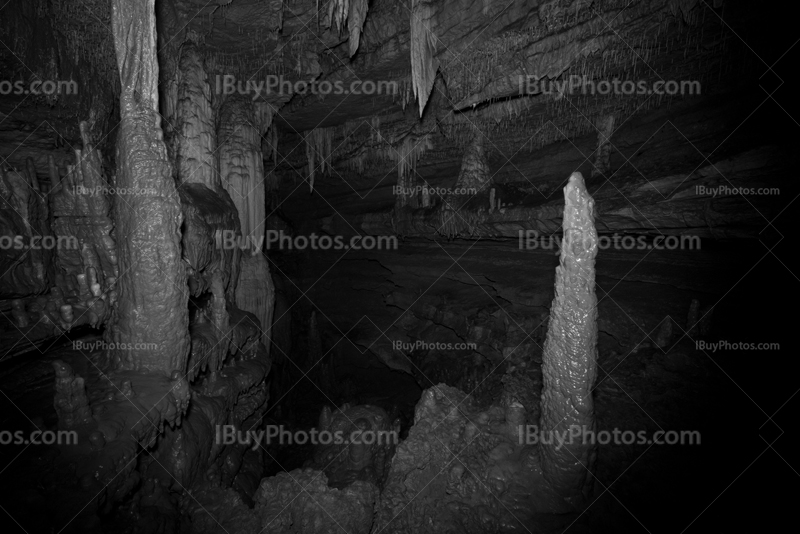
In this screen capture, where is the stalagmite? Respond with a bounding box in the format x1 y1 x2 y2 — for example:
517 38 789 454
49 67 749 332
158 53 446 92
592 114 616 177
539 172 598 507
437 134 489 238
106 0 188 375
687 298 701 337
654 317 673 348
452 133 491 194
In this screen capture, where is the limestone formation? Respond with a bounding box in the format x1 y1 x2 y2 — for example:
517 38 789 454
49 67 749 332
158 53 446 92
106 0 189 376
0 1 788 532
539 172 598 506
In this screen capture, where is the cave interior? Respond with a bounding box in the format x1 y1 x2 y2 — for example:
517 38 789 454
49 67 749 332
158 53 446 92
0 0 798 533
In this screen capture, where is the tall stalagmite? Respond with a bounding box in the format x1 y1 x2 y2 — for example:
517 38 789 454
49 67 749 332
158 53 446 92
106 0 189 375
539 171 598 506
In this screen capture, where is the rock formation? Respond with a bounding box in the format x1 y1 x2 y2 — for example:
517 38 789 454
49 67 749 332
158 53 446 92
0 0 794 532
538 171 598 507
105 0 189 375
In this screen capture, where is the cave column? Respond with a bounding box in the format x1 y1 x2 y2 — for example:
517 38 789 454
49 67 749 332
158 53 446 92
218 96 276 353
168 31 239 373
539 172 598 506
106 0 189 375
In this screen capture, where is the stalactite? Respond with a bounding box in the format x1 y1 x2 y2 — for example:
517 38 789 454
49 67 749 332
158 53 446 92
348 0 369 57
219 99 273 241
304 127 335 193
391 135 433 209
410 0 439 117
322 0 369 57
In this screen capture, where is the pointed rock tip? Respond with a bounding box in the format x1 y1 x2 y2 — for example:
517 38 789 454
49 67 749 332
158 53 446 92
567 172 586 191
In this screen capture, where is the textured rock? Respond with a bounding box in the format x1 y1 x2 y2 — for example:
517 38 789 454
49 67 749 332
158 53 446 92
145 339 270 493
1 123 120 342
0 163 50 298
179 183 241 295
219 96 277 351
375 384 565 533
306 403 399 489
48 129 118 329
180 182 242 380
539 172 598 507
187 486 262 534
106 0 189 376
172 34 219 189
255 468 379 534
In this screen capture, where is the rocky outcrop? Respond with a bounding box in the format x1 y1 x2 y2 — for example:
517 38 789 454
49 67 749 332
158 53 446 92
143 337 271 495
375 384 564 533
48 128 118 329
188 468 381 534
3 129 118 340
